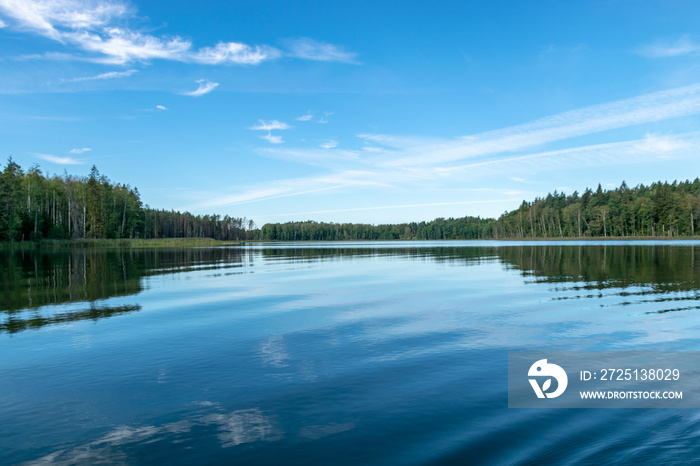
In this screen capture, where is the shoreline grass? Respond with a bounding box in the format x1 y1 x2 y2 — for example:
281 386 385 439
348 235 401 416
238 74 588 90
0 238 246 250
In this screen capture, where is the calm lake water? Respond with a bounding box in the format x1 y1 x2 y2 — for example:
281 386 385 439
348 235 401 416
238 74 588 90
3 241 700 465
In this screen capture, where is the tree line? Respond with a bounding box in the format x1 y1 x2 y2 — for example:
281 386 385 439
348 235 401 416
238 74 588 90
0 159 250 241
4 157 700 242
256 179 700 240
255 217 492 241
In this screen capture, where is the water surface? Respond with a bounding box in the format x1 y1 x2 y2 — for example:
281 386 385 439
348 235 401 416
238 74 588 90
2 241 700 465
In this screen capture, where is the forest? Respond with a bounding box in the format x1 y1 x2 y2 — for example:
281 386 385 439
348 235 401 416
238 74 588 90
0 158 250 242
257 180 700 240
2 157 700 242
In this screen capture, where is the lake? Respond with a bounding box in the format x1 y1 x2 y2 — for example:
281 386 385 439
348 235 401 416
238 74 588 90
2 241 700 465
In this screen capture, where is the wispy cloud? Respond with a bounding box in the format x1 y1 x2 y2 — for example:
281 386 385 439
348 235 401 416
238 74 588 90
71 28 192 64
182 170 391 211
258 199 518 218
286 38 359 64
182 83 700 214
138 105 168 112
13 51 95 62
375 82 700 167
0 0 127 38
181 79 218 97
249 120 290 131
634 133 692 153
0 0 192 64
249 119 290 144
190 42 280 65
638 35 700 58
320 140 338 149
0 1 355 66
437 135 699 175
65 69 137 82
0 18 6 27
69 147 91 154
192 132 700 215
0 0 243 64
296 112 313 122
34 153 83 164
262 133 284 144
317 111 333 124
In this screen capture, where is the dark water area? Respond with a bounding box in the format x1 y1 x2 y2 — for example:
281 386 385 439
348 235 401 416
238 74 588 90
2 241 700 465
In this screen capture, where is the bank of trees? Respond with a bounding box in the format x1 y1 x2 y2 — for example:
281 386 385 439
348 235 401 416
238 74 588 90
0 159 249 241
4 157 700 242
256 217 493 241
257 180 700 240
494 180 700 238
141 210 251 241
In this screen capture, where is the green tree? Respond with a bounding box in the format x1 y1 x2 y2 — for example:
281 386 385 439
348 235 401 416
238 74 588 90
86 165 104 238
0 157 24 241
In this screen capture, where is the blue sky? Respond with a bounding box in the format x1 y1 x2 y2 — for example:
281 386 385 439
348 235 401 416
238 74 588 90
2 1 700 225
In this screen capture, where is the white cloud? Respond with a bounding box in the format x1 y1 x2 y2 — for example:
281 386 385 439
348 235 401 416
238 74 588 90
138 105 168 112
320 140 338 149
34 153 83 164
249 120 290 131
181 79 218 97
286 38 359 64
0 1 355 67
66 68 137 82
0 18 6 28
180 83 700 214
0 0 127 39
13 51 94 62
638 35 700 58
191 42 280 65
296 112 313 122
182 172 385 211
376 81 700 167
189 132 700 213
428 132 700 180
259 199 517 218
634 133 691 153
0 0 192 64
74 27 192 64
69 147 91 154
262 133 284 144
250 119 290 145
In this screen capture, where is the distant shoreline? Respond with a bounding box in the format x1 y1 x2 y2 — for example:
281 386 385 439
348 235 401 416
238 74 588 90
244 236 700 242
3 236 700 249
